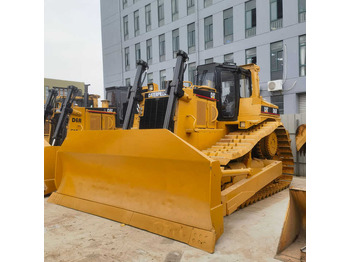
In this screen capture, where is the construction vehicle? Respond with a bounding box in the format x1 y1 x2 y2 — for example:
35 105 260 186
295 124 306 156
44 85 118 195
275 124 306 262
275 187 306 262
105 86 130 128
47 51 294 252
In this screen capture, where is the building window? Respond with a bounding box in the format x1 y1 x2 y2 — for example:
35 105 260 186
147 73 153 84
205 58 213 64
224 53 233 63
146 38 152 64
187 0 195 15
172 29 179 58
270 41 283 80
270 0 283 30
123 0 127 9
171 0 179 21
246 47 257 64
135 43 141 65
125 47 130 71
299 0 306 22
188 63 196 84
204 0 212 8
125 78 131 86
299 35 306 76
204 16 213 49
298 93 306 114
159 34 165 62
160 70 166 89
187 23 196 54
134 10 140 36
271 95 284 114
145 4 152 32
223 8 233 44
123 16 129 40
56 87 68 97
245 0 256 38
158 0 164 27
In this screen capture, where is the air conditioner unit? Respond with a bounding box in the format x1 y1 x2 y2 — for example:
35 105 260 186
267 80 283 92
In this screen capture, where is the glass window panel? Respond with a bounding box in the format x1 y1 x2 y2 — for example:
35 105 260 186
123 16 128 39
147 73 153 84
271 1 277 21
299 35 306 76
188 63 196 84
223 9 233 37
205 58 213 64
246 10 252 29
277 0 283 19
146 39 152 63
224 53 234 63
134 10 139 36
271 95 284 114
160 70 166 89
240 74 251 98
135 43 141 64
220 71 236 118
299 0 306 12
145 4 151 31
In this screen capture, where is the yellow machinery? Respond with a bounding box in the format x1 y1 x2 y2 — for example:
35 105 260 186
48 52 294 252
275 188 306 262
44 86 117 195
295 124 306 155
275 124 306 262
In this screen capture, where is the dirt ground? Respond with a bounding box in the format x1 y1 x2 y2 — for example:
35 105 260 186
44 177 306 262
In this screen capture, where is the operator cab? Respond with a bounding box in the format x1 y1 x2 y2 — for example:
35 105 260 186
195 63 252 121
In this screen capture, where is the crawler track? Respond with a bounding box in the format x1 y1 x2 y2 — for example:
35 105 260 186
202 120 294 212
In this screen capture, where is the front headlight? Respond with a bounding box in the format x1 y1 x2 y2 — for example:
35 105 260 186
240 121 246 128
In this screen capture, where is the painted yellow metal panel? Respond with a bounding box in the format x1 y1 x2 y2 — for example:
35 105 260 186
49 129 223 252
44 142 60 195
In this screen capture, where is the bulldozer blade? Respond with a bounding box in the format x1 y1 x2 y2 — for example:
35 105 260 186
275 187 306 262
44 140 60 195
48 129 223 253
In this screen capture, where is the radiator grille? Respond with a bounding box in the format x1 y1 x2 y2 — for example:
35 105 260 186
140 97 169 129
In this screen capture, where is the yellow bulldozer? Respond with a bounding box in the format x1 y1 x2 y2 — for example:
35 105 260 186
275 124 306 262
47 51 294 252
44 85 118 195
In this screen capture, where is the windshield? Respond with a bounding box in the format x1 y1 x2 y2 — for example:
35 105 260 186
195 70 215 89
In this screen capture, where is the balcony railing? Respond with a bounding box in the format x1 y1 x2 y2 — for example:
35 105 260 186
271 18 283 30
245 27 256 38
299 12 306 23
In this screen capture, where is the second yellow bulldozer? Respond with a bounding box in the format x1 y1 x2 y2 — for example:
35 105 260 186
44 85 117 195
47 51 294 252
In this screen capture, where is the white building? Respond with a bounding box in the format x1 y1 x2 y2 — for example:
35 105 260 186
100 0 306 114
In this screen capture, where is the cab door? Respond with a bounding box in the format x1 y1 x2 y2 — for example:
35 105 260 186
217 70 240 121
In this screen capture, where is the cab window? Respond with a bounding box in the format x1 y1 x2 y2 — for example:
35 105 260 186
220 70 236 118
240 74 251 98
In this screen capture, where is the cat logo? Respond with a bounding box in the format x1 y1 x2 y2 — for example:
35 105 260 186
72 118 82 123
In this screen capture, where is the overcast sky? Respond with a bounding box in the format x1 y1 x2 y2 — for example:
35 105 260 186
44 0 104 98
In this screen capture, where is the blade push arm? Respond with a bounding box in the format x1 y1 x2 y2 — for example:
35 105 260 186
51 86 79 146
44 88 58 122
163 50 189 130
123 60 149 130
